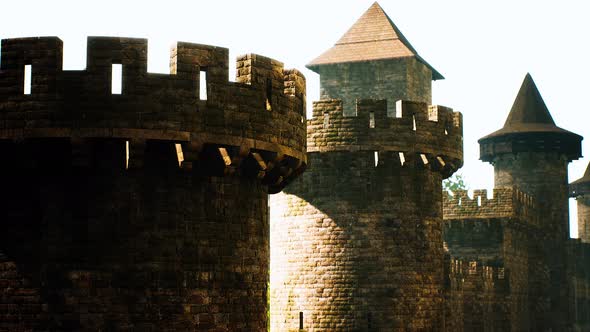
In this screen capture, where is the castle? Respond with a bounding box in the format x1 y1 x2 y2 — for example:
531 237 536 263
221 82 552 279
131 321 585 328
269 3 589 332
0 2 589 332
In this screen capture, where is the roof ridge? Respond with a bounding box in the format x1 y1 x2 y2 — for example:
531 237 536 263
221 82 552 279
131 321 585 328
336 37 401 45
306 2 443 79
503 73 556 127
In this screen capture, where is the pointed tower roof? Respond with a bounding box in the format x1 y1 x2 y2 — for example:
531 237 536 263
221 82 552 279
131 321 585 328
479 74 582 162
306 2 443 80
570 162 590 197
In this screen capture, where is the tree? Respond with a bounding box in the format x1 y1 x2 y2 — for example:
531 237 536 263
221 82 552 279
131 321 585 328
443 173 467 193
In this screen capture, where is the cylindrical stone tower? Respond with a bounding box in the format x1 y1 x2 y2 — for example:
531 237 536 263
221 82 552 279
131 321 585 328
270 3 463 331
0 37 306 331
571 163 590 243
479 73 582 331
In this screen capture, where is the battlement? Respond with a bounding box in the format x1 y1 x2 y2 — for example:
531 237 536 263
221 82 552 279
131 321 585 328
307 99 462 177
0 36 307 193
443 187 539 224
445 256 508 290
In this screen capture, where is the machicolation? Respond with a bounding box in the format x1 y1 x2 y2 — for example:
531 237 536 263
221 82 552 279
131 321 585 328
0 36 306 331
0 36 306 191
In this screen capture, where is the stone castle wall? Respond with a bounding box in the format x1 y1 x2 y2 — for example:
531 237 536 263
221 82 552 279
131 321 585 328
443 187 551 331
0 36 306 331
271 98 462 331
577 196 590 242
317 58 432 116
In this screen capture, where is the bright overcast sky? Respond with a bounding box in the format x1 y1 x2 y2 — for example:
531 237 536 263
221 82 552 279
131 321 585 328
2 0 589 236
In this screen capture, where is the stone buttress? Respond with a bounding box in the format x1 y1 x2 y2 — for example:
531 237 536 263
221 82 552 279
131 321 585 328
270 3 463 331
0 36 306 331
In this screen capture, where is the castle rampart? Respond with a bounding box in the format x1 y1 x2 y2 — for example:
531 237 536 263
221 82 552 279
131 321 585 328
0 36 306 331
270 96 463 330
443 187 538 224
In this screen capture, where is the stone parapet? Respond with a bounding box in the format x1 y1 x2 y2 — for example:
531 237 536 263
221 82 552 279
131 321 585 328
0 36 307 193
307 99 462 177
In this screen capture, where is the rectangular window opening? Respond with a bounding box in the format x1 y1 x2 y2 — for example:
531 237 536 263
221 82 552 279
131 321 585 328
477 196 482 207
395 100 403 118
111 64 122 94
412 115 417 131
374 151 379 167
24 64 32 95
266 78 272 111
428 105 438 121
125 140 129 170
369 112 375 128
323 112 329 129
175 143 184 167
200 70 208 100
218 147 232 166
299 312 304 329
398 152 405 166
420 154 429 165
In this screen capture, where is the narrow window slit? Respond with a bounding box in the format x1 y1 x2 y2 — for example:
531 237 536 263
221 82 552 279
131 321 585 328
218 147 232 166
445 128 449 135
111 64 122 94
412 115 417 131
175 143 184 167
299 312 304 330
125 140 129 170
374 151 379 167
368 312 372 330
398 152 405 166
420 154 429 165
24 65 32 94
199 70 207 100
477 196 482 207
323 112 329 129
369 112 375 128
266 78 272 111
395 100 403 118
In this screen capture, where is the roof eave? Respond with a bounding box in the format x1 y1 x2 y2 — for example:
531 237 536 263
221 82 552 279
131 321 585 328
306 55 444 80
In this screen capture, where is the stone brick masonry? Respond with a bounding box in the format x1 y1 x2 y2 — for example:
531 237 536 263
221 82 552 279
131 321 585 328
270 97 463 331
0 36 306 331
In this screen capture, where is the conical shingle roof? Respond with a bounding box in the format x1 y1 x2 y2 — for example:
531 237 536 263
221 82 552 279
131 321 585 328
479 74 582 161
306 2 443 80
571 163 590 197
483 74 573 137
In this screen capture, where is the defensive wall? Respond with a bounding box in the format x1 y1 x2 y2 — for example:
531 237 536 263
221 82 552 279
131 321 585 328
0 36 306 331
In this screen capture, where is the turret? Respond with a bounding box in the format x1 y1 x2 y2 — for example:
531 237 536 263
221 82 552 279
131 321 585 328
479 73 582 238
270 3 463 331
479 73 582 331
306 2 443 116
0 36 306 331
571 163 590 242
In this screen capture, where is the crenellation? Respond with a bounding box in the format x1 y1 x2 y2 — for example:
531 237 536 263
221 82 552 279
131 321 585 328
0 35 307 332
444 187 538 223
0 37 307 193
306 99 463 175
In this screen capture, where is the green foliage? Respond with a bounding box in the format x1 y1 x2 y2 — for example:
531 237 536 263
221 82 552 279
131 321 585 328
443 173 467 193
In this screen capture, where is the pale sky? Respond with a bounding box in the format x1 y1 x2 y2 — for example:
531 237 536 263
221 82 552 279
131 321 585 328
2 0 589 236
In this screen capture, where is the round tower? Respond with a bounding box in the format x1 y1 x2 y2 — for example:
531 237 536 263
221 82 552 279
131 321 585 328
479 73 582 331
270 3 463 331
0 37 306 331
571 163 590 243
